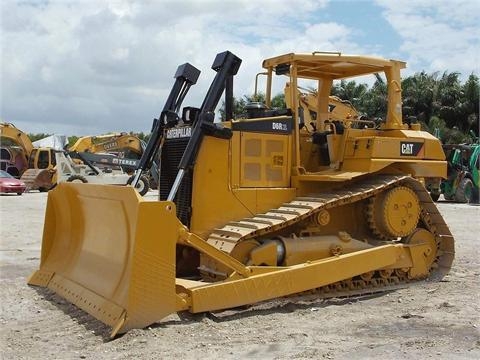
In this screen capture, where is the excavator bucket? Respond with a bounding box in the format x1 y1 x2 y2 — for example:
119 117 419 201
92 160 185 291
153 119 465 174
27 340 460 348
21 168 54 192
28 183 180 337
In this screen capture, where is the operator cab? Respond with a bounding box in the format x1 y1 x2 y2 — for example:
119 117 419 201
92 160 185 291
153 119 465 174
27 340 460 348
253 52 410 174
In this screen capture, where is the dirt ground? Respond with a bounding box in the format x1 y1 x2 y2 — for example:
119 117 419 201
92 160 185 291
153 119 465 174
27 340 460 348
0 190 479 359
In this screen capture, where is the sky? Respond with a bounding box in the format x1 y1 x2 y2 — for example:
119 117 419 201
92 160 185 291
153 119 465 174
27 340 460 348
1 0 479 136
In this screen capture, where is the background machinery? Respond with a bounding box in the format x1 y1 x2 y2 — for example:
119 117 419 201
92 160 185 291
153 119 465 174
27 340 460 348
0 122 59 191
249 76 363 130
56 150 150 195
70 132 162 189
0 123 31 177
29 51 454 337
60 149 151 192
431 143 479 203
293 86 362 125
69 133 144 159
0 123 151 193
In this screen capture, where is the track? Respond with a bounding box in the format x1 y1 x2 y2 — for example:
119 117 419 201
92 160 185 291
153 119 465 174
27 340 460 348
205 175 455 297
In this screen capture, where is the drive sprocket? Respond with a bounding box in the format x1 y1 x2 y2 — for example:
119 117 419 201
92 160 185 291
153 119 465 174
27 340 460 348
367 186 420 240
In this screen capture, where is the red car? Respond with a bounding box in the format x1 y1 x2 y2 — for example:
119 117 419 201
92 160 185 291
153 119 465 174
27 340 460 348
0 170 26 195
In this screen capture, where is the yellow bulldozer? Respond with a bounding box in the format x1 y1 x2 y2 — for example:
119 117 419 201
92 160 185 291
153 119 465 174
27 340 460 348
29 51 454 338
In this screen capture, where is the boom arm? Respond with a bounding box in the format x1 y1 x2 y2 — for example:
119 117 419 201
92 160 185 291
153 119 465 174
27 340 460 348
70 134 143 156
70 151 139 171
0 122 34 157
68 152 100 175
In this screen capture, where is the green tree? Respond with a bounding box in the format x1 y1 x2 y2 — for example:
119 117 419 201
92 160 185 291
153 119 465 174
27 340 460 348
216 70 477 143
433 72 463 131
67 136 79 148
460 74 479 137
402 71 438 124
331 80 368 109
271 93 286 109
357 78 387 120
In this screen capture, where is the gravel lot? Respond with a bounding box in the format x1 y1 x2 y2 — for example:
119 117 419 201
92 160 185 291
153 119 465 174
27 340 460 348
1 190 479 359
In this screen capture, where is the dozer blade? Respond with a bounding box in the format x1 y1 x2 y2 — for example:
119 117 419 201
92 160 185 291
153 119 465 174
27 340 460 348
28 183 180 337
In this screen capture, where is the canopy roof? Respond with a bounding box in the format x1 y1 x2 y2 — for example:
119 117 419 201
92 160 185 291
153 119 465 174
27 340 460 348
262 52 406 80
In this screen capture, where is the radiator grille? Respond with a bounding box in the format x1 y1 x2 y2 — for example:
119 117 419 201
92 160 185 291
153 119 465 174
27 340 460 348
159 137 193 227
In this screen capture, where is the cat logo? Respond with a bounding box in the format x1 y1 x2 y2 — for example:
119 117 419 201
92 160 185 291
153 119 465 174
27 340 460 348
401 143 414 155
166 126 192 139
400 142 423 156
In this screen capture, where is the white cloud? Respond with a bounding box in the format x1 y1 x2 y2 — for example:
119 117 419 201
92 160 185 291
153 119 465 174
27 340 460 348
1 0 343 135
375 0 479 77
1 0 477 136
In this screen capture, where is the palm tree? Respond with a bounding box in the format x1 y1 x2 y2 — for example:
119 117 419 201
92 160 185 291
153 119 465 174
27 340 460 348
331 80 368 109
402 71 438 125
356 78 387 120
460 74 479 137
433 72 463 130
218 71 477 143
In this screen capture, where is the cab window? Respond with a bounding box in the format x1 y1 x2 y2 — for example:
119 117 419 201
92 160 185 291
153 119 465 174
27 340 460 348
29 149 37 168
51 151 56 166
37 150 50 169
0 148 11 161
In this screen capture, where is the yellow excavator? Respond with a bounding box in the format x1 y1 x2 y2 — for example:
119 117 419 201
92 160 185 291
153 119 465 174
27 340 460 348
0 122 58 191
69 132 161 189
1 123 32 177
29 51 454 338
298 89 362 125
69 133 144 159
